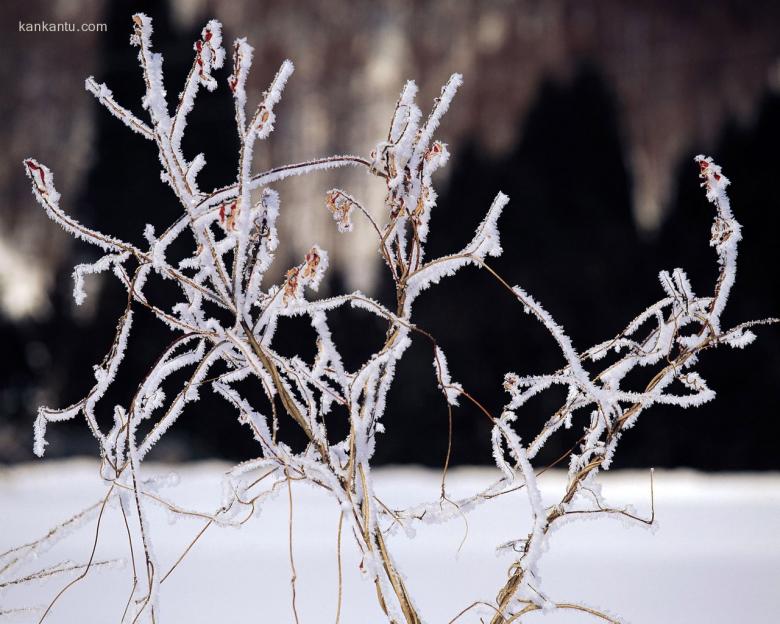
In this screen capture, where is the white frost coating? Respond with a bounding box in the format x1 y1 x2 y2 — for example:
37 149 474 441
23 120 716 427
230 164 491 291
482 155 759 616
85 77 154 139
490 411 547 602
190 156 367 224
25 19 501 621
34 310 133 457
658 267 695 310
185 153 207 195
405 191 508 314
390 81 419 144
136 342 226 461
21 13 766 622
463 191 507 259
0 497 112 583
251 59 294 141
132 13 171 134
170 21 225 156
408 73 463 174
228 38 254 131
230 59 294 312
515 437 546 597
509 283 611 414
195 20 225 91
696 155 742 333
213 382 277 455
24 159 139 255
432 346 462 405
720 327 757 349
134 337 205 418
72 252 130 305
310 310 348 388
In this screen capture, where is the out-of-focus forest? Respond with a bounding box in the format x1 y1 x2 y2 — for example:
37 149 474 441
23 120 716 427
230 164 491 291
1 0 778 468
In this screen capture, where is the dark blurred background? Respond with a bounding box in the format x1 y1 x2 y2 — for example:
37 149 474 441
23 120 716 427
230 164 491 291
1 0 778 469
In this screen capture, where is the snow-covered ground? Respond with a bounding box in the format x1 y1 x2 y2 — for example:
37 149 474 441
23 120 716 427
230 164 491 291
1 460 779 623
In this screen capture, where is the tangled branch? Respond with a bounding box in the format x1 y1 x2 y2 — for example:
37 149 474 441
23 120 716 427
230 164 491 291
9 13 773 624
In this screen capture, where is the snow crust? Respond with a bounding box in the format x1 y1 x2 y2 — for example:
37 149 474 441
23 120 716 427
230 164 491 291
1 462 778 624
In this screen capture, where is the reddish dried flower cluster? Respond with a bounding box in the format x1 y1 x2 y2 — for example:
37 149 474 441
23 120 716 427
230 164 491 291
218 200 238 230
425 141 444 160
129 15 143 46
503 372 519 393
325 189 356 232
282 248 323 302
255 106 271 133
303 247 321 279
24 160 47 191
228 42 242 93
699 157 721 181
283 267 300 301
194 27 215 83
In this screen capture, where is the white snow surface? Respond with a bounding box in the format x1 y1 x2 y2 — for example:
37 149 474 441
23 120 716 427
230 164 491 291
1 461 778 623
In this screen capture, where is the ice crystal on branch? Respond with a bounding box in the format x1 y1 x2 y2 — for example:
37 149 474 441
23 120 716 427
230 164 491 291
13 12 774 624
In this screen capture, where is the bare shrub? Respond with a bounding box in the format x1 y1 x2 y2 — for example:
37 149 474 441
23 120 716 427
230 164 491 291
5 13 775 624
